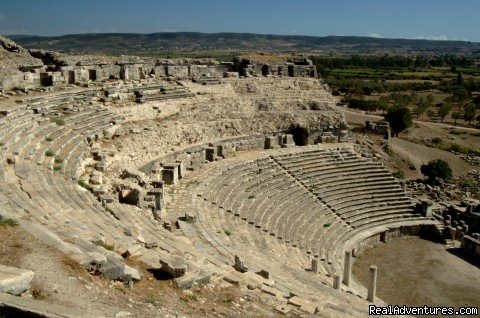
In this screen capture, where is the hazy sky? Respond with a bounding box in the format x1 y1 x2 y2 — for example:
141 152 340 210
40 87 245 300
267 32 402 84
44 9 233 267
0 0 478 41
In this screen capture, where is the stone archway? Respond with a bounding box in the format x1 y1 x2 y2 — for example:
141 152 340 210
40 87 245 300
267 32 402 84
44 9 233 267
288 126 309 146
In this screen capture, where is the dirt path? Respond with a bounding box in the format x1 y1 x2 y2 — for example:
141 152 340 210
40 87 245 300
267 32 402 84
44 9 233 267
341 106 480 132
389 138 476 175
352 237 480 316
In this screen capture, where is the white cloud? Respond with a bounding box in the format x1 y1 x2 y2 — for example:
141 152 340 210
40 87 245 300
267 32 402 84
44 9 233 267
367 33 382 38
413 34 448 41
108 27 117 33
0 12 7 23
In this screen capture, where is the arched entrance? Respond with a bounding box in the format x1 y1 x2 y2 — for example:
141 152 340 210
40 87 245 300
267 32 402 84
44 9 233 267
289 126 309 146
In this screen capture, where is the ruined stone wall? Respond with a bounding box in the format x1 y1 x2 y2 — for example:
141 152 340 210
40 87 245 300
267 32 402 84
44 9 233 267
139 133 295 176
1 56 318 92
351 224 436 257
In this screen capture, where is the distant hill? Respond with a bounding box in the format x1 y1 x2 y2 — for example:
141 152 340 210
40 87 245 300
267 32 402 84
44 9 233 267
7 32 480 55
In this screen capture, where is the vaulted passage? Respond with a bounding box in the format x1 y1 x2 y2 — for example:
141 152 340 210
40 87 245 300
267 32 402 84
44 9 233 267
289 126 309 146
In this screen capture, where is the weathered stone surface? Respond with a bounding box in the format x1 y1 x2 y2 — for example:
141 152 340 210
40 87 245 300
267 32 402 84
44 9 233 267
160 256 187 278
123 265 142 281
0 265 34 295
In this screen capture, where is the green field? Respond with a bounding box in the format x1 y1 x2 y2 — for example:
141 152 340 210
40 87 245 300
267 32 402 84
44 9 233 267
311 55 480 128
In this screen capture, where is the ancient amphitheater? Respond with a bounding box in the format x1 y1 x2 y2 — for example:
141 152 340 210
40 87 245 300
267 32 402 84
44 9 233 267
0 35 477 317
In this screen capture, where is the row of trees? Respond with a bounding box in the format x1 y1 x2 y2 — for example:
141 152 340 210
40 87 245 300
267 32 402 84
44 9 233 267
330 78 437 95
311 54 476 71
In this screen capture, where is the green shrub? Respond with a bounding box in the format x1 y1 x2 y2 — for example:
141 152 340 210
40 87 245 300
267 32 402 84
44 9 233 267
53 166 61 172
0 217 19 227
248 194 255 199
392 170 405 179
431 137 443 144
323 223 331 228
94 241 114 251
420 159 452 183
224 230 232 236
45 150 54 157
449 143 462 153
45 136 53 142
77 179 91 190
54 156 63 164
51 118 65 126
180 294 198 302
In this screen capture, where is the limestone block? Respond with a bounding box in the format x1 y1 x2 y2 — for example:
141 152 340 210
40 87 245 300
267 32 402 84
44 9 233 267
161 164 179 185
264 136 278 149
69 252 108 273
0 265 34 295
234 255 248 273
160 256 187 278
223 72 239 78
123 265 141 281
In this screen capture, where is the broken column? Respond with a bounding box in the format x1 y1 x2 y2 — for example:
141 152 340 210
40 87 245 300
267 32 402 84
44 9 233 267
147 187 164 219
342 251 352 286
333 274 341 290
421 199 433 217
367 265 377 302
311 258 319 274
175 160 185 179
234 255 248 273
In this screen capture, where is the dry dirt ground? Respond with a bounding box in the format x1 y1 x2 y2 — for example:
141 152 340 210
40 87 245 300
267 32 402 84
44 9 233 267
0 225 287 317
352 237 480 317
342 106 479 178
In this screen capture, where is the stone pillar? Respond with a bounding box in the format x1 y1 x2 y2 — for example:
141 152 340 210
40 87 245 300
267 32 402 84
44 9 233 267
421 200 433 217
311 258 319 274
175 160 185 179
367 265 377 302
264 136 277 149
343 251 352 286
333 274 341 290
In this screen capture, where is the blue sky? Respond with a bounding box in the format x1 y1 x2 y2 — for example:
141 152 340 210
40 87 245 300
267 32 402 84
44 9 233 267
0 0 478 41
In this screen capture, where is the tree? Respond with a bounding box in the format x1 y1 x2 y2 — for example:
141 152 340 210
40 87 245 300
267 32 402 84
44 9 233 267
451 111 462 125
377 95 390 115
413 96 430 118
426 109 435 119
477 114 480 127
384 106 413 137
463 103 477 125
456 72 463 85
420 159 453 183
437 102 452 122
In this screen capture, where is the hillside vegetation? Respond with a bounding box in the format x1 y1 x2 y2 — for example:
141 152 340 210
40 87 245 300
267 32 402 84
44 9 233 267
9 32 480 55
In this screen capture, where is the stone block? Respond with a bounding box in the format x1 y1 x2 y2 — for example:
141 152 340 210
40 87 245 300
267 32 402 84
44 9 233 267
160 256 187 278
123 265 142 281
161 164 179 185
234 255 248 273
0 265 34 295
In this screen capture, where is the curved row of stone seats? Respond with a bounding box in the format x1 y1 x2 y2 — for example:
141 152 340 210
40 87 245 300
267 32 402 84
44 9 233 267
168 158 371 317
0 91 217 286
272 148 436 275
170 145 436 292
190 151 350 281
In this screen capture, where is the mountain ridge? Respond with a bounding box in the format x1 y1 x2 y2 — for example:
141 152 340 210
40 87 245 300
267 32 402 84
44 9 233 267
6 32 480 55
